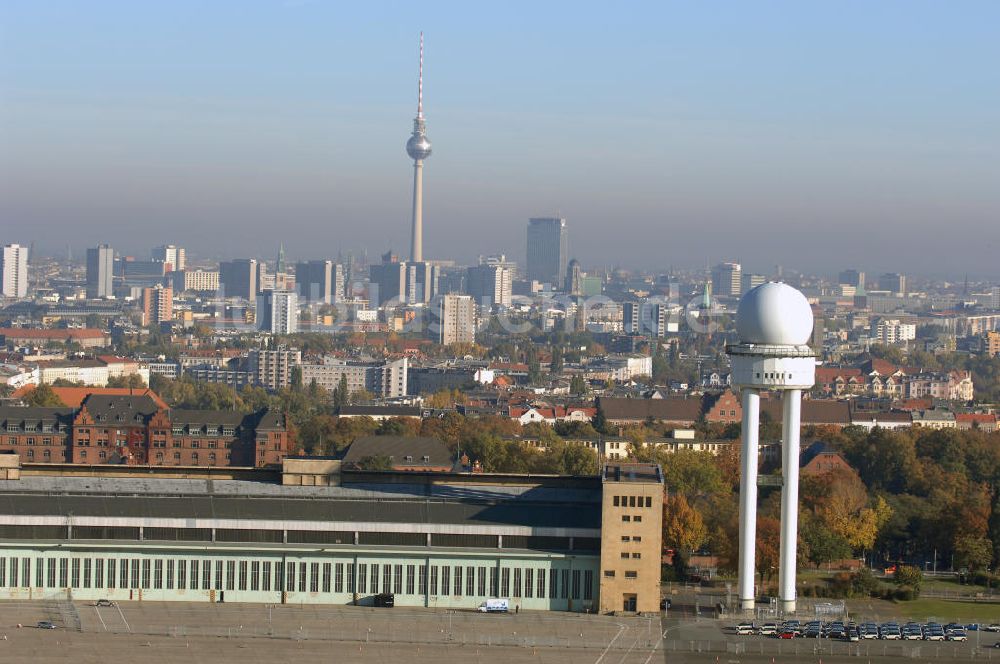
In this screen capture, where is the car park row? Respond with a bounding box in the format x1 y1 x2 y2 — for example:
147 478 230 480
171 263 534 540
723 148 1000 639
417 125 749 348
736 620 973 642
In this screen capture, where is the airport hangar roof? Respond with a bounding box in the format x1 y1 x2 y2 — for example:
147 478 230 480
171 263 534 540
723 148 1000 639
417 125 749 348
0 476 601 533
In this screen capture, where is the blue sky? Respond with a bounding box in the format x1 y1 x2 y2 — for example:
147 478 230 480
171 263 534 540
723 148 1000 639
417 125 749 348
1 1 998 276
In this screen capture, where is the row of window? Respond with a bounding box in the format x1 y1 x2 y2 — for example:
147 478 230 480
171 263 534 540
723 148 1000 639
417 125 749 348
5 437 59 446
3 425 64 433
0 556 595 601
621 515 643 523
612 495 653 508
171 428 238 437
7 450 64 460
603 570 638 579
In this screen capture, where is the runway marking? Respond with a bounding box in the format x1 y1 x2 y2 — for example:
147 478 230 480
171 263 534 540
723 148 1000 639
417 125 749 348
594 621 627 664
641 623 681 664
116 604 132 633
94 606 108 632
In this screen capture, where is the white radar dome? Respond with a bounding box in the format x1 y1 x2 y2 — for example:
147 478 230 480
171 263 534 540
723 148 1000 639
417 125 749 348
736 282 814 346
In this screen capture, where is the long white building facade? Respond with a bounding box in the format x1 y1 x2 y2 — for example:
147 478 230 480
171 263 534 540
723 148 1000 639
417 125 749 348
0 474 602 610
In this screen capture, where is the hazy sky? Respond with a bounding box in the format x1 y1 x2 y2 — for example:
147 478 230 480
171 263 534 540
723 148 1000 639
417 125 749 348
2 1 998 276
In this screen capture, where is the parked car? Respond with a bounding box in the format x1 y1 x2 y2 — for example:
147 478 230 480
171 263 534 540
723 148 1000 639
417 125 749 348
948 629 968 642
984 624 1000 632
373 593 395 608
758 623 778 636
95 599 116 607
735 623 756 636
778 629 796 639
924 624 946 642
36 621 57 629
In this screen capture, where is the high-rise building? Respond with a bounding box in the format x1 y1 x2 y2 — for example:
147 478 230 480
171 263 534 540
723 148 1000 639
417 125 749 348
172 270 220 293
526 217 568 289
332 263 347 303
219 259 258 300
86 244 115 299
880 272 907 296
409 261 440 304
466 257 513 308
256 290 299 335
142 285 173 326
248 347 301 390
152 245 186 272
874 318 916 345
837 269 865 290
406 33 433 263
711 262 742 298
566 259 583 296
623 301 677 337
1 244 29 298
437 294 475 345
370 254 408 307
991 286 1000 310
741 273 767 294
296 260 334 304
300 357 409 398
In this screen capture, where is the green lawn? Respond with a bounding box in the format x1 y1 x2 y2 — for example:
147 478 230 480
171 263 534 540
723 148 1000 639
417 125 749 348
847 598 1000 622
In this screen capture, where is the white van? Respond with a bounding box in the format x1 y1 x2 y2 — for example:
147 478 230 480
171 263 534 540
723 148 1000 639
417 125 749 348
478 599 510 613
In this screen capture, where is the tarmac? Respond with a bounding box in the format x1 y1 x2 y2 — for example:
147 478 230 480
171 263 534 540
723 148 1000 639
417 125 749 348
2 598 999 663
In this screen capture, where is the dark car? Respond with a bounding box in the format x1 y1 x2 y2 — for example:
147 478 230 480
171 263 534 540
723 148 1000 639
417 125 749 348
95 599 116 607
659 598 672 610
373 592 395 607
36 621 57 629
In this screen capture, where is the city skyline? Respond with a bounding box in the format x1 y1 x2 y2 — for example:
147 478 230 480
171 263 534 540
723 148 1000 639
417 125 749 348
2 2 999 276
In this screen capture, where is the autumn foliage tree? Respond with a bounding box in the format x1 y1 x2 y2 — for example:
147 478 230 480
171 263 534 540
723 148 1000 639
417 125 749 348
663 494 707 565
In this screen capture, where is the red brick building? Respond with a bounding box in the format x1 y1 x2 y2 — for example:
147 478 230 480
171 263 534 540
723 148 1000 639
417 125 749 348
2 394 288 468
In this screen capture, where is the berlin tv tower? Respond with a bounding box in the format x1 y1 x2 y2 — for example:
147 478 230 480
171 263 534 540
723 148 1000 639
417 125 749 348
406 32 432 262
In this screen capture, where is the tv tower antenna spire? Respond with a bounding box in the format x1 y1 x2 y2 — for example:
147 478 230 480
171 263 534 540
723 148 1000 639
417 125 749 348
417 31 424 119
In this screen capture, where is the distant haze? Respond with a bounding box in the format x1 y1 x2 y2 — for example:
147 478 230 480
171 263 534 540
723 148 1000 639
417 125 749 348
1 2 998 276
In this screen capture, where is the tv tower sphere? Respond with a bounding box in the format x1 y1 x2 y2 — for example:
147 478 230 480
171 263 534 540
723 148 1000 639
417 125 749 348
406 130 432 160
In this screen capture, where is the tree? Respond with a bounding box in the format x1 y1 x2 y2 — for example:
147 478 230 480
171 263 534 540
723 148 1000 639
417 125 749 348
356 454 394 471
660 449 725 497
801 517 852 569
333 374 349 409
592 405 609 434
527 347 542 384
290 366 303 391
107 374 146 389
954 535 993 572
663 494 707 564
570 374 588 395
756 516 782 584
550 345 564 375
297 414 337 455
24 384 65 407
893 565 923 593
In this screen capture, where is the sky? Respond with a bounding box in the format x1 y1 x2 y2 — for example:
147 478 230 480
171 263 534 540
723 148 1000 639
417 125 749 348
1 1 999 277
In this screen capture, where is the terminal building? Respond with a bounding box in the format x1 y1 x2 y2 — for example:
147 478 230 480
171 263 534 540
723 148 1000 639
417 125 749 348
0 461 662 613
